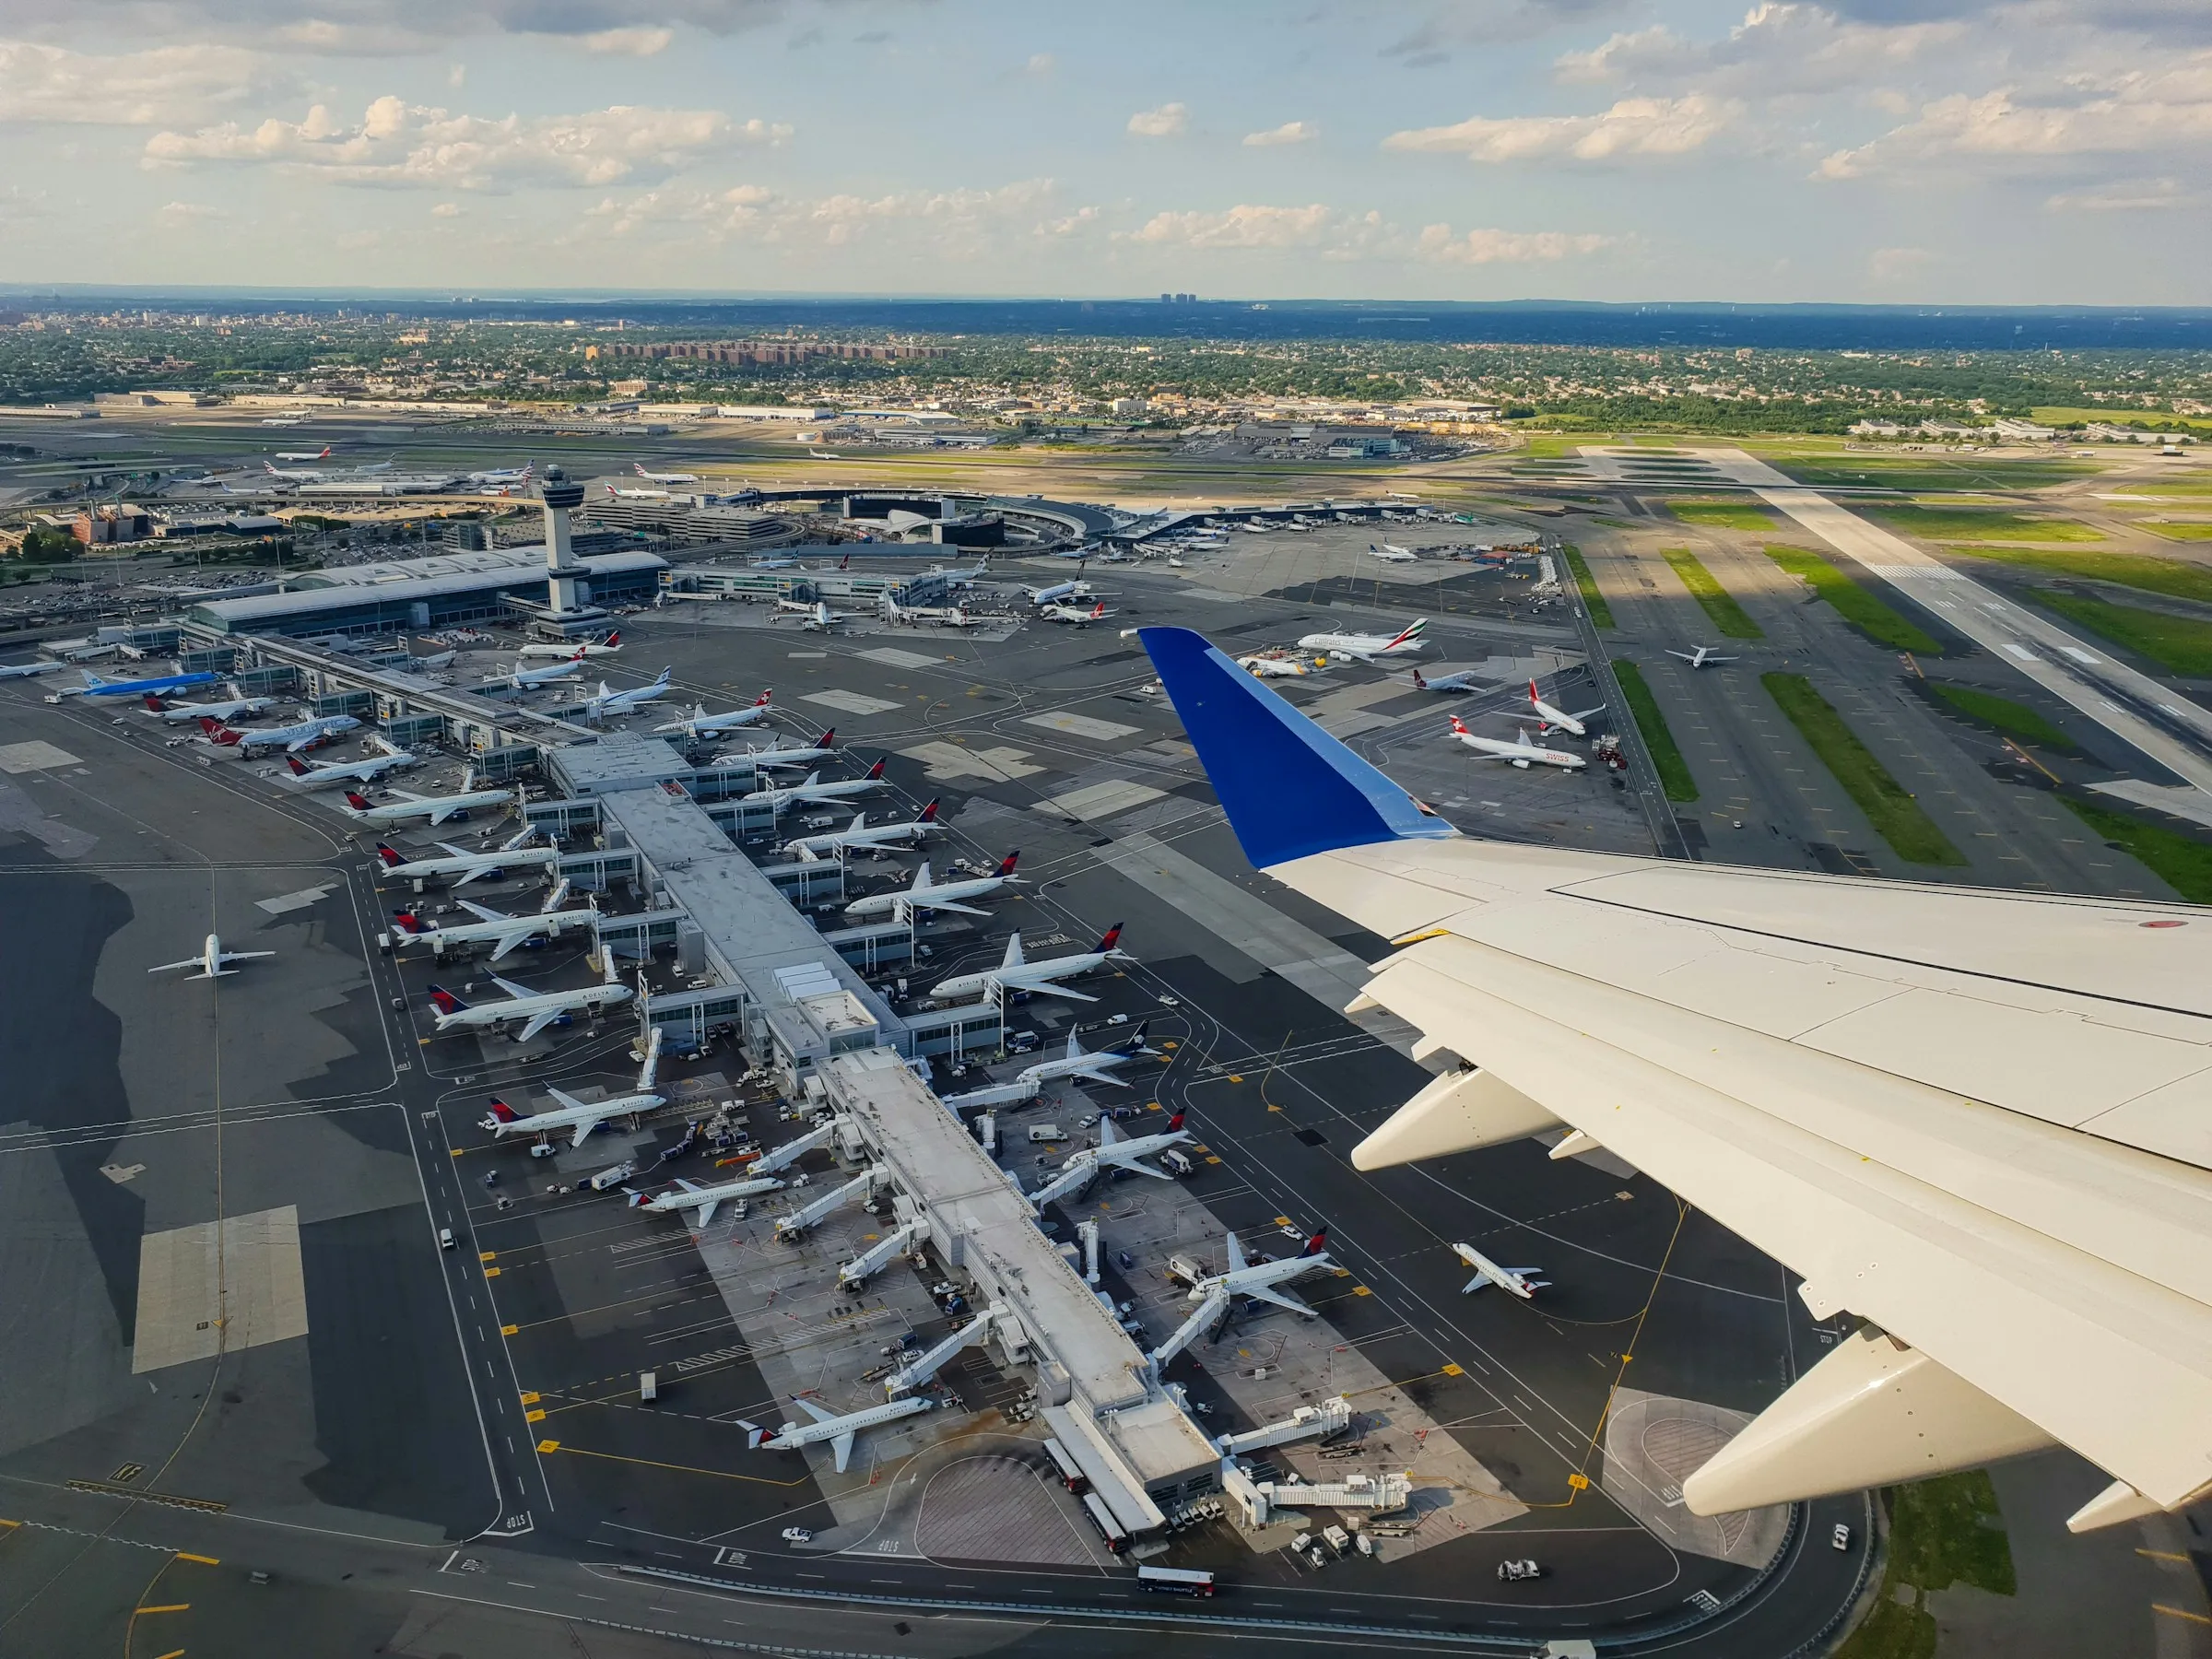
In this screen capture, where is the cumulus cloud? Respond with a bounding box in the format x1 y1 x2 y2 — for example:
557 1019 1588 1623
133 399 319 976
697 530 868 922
587 177 1072 257
581 26 674 54
1122 202 1614 264
0 40 289 126
1242 120 1317 147
1555 5 1966 96
2044 176 2194 210
431 199 464 216
1127 102 1188 137
1381 0 1636 65
1128 203 1350 250
144 95 786 189
1385 94 1741 162
1415 223 1617 262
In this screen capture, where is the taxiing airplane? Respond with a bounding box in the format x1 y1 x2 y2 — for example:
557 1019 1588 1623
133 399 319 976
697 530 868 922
738 759 888 813
843 853 1020 921
586 669 674 718
1024 578 1091 606
141 689 278 724
341 773 513 828
274 446 332 463
437 953 633 1046
391 880 597 962
465 461 534 487
1668 646 1740 670
635 463 700 484
1448 715 1585 771
1183 1229 1334 1317
1137 620 2212 1531
1517 678 1605 738
487 652 588 690
1237 654 1312 679
782 800 939 860
1410 667 1481 694
481 1028 662 1143
604 482 670 500
148 934 276 980
928 925 1128 1006
1041 599 1114 626
0 660 58 680
199 712 360 756
1366 542 1418 563
373 828 562 887
69 667 220 700
1453 1241 1547 1300
740 1394 934 1473
1296 618 1428 664
282 739 415 787
654 690 773 739
518 630 620 660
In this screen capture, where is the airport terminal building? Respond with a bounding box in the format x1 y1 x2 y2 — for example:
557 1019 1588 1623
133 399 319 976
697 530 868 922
185 547 667 638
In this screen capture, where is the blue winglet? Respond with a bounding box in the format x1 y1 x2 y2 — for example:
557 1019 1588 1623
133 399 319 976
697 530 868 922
1140 627 1453 868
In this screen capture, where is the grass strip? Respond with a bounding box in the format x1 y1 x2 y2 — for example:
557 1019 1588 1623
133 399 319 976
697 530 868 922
2143 522 2212 542
1944 545 2212 604
1560 543 1613 628
1665 499 1778 532
2060 796 2212 903
1870 504 2104 543
1765 545 1941 653
1611 661 1697 803
1663 548 1764 640
2033 592 2212 677
1926 684 2078 751
1762 673 1967 865
1837 1473 2016 1659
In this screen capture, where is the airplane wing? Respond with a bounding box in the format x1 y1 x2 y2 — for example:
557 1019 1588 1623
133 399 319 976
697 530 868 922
488 973 536 1001
423 802 463 825
691 1197 721 1228
1243 1284 1316 1318
147 959 205 975
791 1396 843 1427
543 1086 589 1112
1062 1063 1130 1087
486 930 535 962
1142 621 2212 1529
831 1432 856 1474
510 1009 559 1043
1019 980 1098 1003
907 895 991 918
435 841 474 859
455 900 510 924
451 864 499 888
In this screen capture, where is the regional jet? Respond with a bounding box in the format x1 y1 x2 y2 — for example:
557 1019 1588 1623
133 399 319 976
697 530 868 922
148 934 276 980
928 925 1128 1006
1668 646 1740 669
340 774 514 828
782 800 940 860
1453 1242 1547 1300
436 954 633 1046
390 880 597 962
1516 678 1605 738
198 712 360 755
1182 1229 1334 1318
741 1395 934 1473
1448 715 1586 771
843 853 1020 921
1366 542 1418 563
480 1028 662 1142
1296 618 1428 664
1138 621 2212 1532
1025 1100 1190 1206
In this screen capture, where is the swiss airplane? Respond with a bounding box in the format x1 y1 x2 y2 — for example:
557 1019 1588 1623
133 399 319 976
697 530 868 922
481 1028 663 1143
586 669 674 717
391 879 596 961
1517 678 1605 737
1296 618 1428 663
939 1025 1161 1112
928 924 1129 1006
148 934 276 980
653 690 774 738
487 652 588 689
437 954 633 1046
1453 1241 1547 1300
1448 715 1586 771
737 759 888 812
842 853 1020 921
781 800 939 860
373 828 562 886
1410 667 1482 694
1041 599 1114 626
740 1395 934 1473
282 741 416 787
340 773 514 828
1183 1229 1335 1317
1136 620 2212 1531
630 1170 785 1229
199 712 359 755
518 631 621 660
1366 542 1418 563
141 688 279 724
1668 646 1740 669
635 463 701 484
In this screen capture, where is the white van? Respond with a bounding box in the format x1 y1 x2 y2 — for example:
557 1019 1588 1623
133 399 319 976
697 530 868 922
1028 1124 1065 1143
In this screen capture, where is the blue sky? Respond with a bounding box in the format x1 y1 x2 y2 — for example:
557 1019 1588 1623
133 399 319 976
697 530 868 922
3 0 2207 302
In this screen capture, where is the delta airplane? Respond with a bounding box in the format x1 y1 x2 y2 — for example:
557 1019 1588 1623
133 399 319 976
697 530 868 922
1026 1103 1192 1206
1183 1229 1335 1318
782 800 940 860
1517 678 1605 738
437 953 633 1046
149 934 275 980
1137 620 2212 1531
586 669 674 717
1668 646 1740 669
1237 654 1312 679
282 741 416 787
0 660 58 680
844 853 1020 921
1453 1242 1547 1300
487 652 587 689
1447 715 1585 771
1410 667 1481 694
737 759 888 812
630 1170 785 1229
939 1027 1162 1112
518 630 621 660
66 667 220 700
199 712 360 756
1366 542 1418 563
635 463 701 485
480 1027 662 1143
714 731 838 772
391 880 597 962
341 774 514 828
373 828 563 887
653 690 773 738
1041 599 1114 626
141 688 278 724
1296 618 1428 664
928 924 1128 1006
741 1394 934 1473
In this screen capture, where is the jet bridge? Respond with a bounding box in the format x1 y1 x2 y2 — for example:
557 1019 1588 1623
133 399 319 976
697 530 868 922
886 1305 1004 1396
1028 1151 1104 1212
839 1218 927 1289
773 1168 880 1241
1146 1288 1230 1372
752 1114 847 1176
1217 1395 1353 1456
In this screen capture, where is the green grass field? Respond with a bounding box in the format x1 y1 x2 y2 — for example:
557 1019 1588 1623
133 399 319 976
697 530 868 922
2143 521 2212 541
1560 543 1613 628
1943 544 2212 604
1612 661 1697 802
1778 457 2096 492
1926 683 2078 750
2032 592 2212 677
1765 545 1941 653
1662 548 1764 639
2031 406 2212 435
1870 504 2105 543
2061 796 2212 903
1666 499 1779 532
1837 1473 2016 1659
1763 673 1967 865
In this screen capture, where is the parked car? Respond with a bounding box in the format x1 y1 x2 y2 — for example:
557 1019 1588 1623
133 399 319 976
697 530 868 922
781 1526 812 1544
1498 1559 1544 1583
1831 1523 1853 1551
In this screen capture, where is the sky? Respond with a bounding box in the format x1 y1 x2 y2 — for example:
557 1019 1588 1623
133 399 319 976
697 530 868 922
2 0 2208 305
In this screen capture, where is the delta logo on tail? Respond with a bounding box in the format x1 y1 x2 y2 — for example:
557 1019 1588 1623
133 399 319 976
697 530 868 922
429 985 472 1015
1097 924 1124 952
918 799 941 822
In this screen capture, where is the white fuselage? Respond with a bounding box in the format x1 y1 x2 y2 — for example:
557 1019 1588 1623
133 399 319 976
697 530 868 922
497 658 584 688
381 845 563 881
1190 1250 1334 1305
930 947 1118 1004
1298 630 1425 662
394 907 596 958
519 639 621 659
213 714 359 754
782 818 935 858
843 868 1012 920
1450 725 1586 771
347 788 513 827
438 981 630 1034
148 696 276 724
284 751 416 787
742 773 886 811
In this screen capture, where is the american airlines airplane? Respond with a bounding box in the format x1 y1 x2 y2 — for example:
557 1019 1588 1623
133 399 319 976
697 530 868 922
1453 1241 1547 1300
927 924 1128 1006
1140 621 2212 1534
1447 714 1585 771
149 934 275 980
841 853 1020 921
480 1027 663 1142
1516 677 1605 738
1296 618 1428 664
1668 646 1741 669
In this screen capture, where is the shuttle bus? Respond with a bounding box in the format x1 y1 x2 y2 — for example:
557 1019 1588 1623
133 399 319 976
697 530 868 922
1080 1492 1129 1554
1042 1437 1088 1494
1136 1564 1216 1597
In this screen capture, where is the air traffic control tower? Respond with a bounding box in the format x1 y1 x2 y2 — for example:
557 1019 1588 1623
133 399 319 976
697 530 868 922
524 464 609 637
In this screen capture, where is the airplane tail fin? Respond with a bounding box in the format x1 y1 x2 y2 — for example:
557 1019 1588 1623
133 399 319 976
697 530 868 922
1001 933 1026 970
80 670 109 687
373 843 405 867
1528 677 1542 707
343 791 372 812
142 693 166 712
1166 1109 1184 1131
865 758 886 780
392 911 429 935
1140 628 1452 869
1097 924 1124 953
429 985 471 1014
754 687 771 706
1412 669 1428 689
286 755 312 776
916 799 940 824
1301 1227 1329 1257
815 729 835 749
996 850 1019 877
486 1097 517 1121
1385 618 1428 649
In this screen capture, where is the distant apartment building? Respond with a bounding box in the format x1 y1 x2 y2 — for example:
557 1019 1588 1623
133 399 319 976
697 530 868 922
1989 418 2057 441
93 390 217 406
75 503 154 545
605 339 952 366
1111 396 1150 418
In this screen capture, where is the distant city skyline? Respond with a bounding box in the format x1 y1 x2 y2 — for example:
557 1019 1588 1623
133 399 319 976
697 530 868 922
2 0 2206 304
